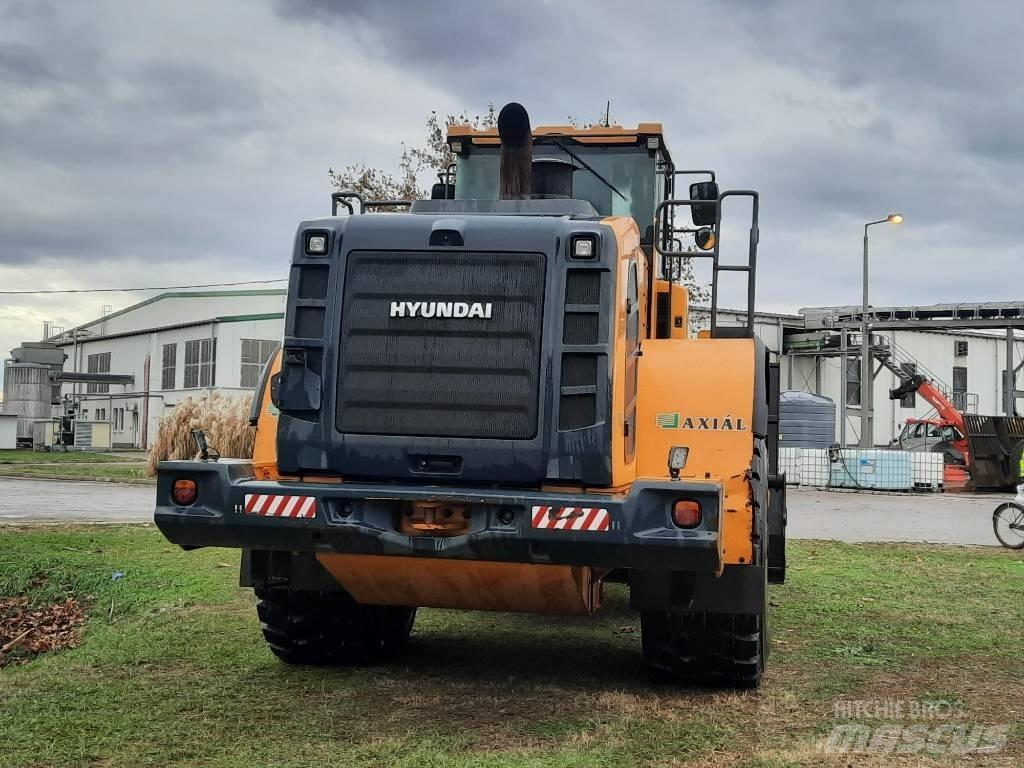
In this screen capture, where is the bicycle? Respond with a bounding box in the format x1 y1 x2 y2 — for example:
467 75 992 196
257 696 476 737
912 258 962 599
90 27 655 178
993 501 1024 549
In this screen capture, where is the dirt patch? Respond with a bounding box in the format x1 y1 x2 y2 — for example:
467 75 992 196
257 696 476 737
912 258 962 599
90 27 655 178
0 597 87 667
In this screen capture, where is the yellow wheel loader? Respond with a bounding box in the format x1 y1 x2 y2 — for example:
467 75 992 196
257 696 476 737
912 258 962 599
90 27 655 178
156 103 787 687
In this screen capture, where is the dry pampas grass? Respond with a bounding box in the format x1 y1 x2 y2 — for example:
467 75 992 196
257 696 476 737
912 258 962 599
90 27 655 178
147 392 254 475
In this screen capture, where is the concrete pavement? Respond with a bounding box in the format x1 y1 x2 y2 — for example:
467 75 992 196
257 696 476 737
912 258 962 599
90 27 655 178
0 477 1007 546
0 478 155 524
784 487 1003 546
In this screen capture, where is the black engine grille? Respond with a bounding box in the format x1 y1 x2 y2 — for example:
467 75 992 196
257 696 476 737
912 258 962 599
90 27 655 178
336 250 545 439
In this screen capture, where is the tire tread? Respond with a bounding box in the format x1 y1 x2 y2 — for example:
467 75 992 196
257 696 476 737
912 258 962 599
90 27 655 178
255 587 415 666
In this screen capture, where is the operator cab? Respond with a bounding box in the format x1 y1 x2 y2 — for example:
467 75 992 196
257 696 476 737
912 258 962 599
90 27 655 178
446 121 672 241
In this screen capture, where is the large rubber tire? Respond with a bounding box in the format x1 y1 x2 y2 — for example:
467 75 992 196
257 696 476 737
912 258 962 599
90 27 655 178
641 610 764 688
255 587 416 665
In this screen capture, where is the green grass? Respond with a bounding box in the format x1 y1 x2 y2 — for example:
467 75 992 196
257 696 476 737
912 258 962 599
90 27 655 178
0 463 153 483
0 449 141 464
0 530 1021 767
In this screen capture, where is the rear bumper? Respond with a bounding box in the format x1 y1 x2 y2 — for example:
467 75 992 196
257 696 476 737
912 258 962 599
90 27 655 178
154 460 724 571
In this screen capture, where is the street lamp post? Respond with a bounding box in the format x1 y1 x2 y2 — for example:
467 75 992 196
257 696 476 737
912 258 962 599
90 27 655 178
860 213 903 448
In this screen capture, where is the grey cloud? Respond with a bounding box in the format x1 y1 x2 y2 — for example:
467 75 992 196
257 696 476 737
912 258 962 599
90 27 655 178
0 42 55 84
729 2 1024 167
0 52 267 169
275 0 550 62
1 0 1023 350
134 60 265 118
272 0 612 106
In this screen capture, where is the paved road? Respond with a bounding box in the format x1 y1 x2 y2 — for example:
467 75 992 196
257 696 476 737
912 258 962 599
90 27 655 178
0 478 155 524
0 478 1007 546
785 488 1004 546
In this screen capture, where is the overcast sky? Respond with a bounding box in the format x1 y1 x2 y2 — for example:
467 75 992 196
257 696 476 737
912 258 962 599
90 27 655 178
2 0 1021 362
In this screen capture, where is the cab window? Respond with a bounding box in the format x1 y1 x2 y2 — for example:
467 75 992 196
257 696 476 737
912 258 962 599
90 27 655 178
455 145 657 227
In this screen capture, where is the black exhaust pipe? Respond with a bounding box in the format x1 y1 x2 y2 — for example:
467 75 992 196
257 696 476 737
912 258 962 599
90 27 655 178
498 102 532 200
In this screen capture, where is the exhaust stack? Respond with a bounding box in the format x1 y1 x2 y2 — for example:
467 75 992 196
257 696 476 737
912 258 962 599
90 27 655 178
498 102 532 200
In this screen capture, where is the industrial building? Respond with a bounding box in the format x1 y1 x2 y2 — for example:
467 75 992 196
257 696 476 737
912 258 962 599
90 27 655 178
2 289 1021 451
785 303 1024 448
699 304 1024 447
13 290 286 449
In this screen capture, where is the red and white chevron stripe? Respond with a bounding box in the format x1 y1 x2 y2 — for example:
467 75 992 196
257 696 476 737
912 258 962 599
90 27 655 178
531 505 610 532
243 494 317 519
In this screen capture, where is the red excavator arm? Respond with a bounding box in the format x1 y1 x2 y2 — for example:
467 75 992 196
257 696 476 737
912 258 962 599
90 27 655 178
912 379 966 436
888 369 970 462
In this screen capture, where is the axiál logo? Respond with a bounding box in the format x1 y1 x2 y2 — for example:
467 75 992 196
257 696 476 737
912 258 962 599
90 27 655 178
656 412 747 431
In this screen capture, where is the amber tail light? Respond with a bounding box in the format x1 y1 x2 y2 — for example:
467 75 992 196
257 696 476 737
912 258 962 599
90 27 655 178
172 479 198 506
672 500 701 528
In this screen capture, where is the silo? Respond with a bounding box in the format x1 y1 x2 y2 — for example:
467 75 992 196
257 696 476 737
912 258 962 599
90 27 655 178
3 363 55 443
779 391 836 449
3 342 66 445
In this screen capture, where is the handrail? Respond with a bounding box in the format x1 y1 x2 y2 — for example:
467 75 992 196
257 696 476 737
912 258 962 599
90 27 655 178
331 191 413 215
654 190 759 337
331 191 361 215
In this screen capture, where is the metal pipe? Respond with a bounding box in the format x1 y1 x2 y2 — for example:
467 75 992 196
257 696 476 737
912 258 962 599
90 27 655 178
861 226 872 448
859 217 898 446
497 102 532 200
142 354 151 449
840 330 848 446
71 392 165 401
1006 327 1015 415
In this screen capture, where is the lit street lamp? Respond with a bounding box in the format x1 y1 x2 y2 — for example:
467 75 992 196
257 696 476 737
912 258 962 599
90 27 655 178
860 213 903 448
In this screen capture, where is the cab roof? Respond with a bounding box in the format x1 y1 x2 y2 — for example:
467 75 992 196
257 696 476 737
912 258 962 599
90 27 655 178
447 122 673 166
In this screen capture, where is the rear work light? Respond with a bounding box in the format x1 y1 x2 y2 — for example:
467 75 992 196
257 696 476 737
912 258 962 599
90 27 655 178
172 479 198 506
571 234 597 259
672 500 701 528
304 232 328 256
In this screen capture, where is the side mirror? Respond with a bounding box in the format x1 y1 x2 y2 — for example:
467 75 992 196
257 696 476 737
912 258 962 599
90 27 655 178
689 181 719 226
694 227 716 251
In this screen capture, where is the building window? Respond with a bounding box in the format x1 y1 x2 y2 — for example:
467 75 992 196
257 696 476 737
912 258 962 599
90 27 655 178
184 338 217 388
240 339 279 389
161 343 177 390
952 365 968 410
96 407 107 421
86 352 111 393
954 340 969 358
900 363 917 408
845 358 861 406
113 408 124 431
953 366 967 396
